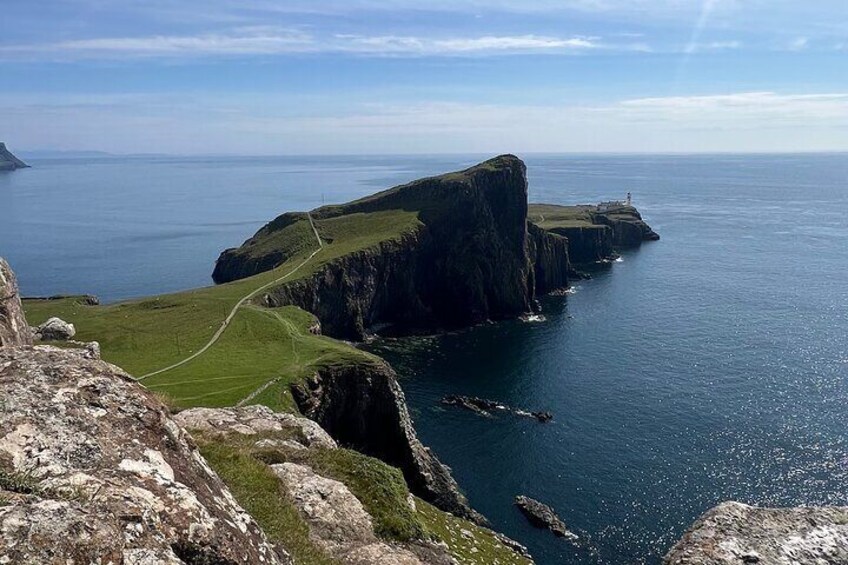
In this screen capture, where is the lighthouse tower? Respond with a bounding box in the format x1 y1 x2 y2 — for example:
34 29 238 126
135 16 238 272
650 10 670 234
626 192 632 206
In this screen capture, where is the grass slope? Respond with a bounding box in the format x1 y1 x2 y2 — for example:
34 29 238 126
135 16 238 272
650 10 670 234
22 209 420 410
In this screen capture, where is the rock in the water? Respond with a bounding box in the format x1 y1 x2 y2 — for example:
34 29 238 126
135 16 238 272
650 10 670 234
514 496 576 540
0 345 287 564
0 258 32 348
35 316 76 341
664 501 848 565
442 395 553 423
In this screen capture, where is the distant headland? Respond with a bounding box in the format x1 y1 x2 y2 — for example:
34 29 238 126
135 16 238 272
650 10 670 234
0 143 30 171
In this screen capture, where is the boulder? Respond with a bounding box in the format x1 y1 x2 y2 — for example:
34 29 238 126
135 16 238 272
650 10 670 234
664 501 848 565
0 346 288 564
514 496 577 541
35 317 76 341
0 258 32 347
174 405 337 451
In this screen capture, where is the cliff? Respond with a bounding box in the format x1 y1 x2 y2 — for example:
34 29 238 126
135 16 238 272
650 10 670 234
216 155 570 340
0 143 29 171
665 502 848 565
3 260 531 564
291 360 483 524
529 203 659 266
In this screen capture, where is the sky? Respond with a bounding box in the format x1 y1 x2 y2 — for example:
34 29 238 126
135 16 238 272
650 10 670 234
1 0 846 154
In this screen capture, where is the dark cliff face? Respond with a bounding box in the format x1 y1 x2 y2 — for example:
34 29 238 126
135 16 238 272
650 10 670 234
526 223 571 296
252 155 538 340
291 361 485 524
530 204 659 267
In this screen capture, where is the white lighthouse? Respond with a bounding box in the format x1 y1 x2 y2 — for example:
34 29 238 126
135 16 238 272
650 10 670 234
626 192 632 206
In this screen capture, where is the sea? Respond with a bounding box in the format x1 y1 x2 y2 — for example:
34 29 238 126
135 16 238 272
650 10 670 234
2 153 847 564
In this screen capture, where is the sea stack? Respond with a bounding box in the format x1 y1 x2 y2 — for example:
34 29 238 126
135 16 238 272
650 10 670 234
0 143 30 171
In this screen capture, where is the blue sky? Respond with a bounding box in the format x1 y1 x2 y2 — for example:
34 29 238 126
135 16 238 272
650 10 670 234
1 0 846 154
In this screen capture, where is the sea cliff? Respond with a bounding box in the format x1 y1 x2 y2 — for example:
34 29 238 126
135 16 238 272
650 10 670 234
0 143 29 171
529 203 659 266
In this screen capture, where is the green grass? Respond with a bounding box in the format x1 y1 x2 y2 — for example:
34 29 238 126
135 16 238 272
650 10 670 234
529 202 640 232
528 203 598 230
21 209 416 411
415 498 533 565
198 440 338 565
279 447 427 542
201 432 529 564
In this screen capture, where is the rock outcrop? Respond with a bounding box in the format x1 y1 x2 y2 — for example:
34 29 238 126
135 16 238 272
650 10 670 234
176 406 458 565
529 203 659 266
0 258 31 347
0 346 287 564
514 496 576 541
664 502 848 565
218 155 558 340
34 316 76 341
292 361 485 525
0 143 29 171
0 270 287 564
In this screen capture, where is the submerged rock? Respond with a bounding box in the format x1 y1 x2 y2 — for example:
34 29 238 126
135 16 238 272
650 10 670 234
664 501 848 565
442 395 553 423
514 496 577 541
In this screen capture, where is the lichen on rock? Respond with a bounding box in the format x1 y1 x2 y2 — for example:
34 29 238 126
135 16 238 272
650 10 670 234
664 501 848 565
0 345 288 564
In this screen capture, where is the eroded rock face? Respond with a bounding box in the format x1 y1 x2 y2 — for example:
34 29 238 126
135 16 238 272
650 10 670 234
664 501 848 565
292 362 485 525
0 346 287 564
221 155 540 340
0 258 32 348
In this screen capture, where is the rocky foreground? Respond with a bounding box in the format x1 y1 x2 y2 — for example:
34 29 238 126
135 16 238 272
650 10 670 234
1 257 530 563
664 502 848 565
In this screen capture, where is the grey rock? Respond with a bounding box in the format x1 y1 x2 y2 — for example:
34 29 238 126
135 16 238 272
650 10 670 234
664 501 848 565
0 258 32 348
175 404 337 450
0 345 288 564
272 462 452 565
514 496 577 541
36 317 76 341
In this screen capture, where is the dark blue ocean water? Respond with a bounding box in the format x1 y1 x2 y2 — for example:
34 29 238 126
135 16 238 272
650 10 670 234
3 154 848 564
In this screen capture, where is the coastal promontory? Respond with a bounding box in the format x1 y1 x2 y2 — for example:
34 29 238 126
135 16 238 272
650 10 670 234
213 155 659 340
0 143 29 171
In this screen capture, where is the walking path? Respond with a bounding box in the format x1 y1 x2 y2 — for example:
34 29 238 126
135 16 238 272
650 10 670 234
137 213 324 381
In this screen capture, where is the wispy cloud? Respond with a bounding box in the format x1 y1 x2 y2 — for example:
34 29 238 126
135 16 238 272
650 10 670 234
4 91 846 154
0 29 645 59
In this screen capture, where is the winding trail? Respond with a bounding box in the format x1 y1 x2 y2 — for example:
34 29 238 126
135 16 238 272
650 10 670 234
136 213 324 381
